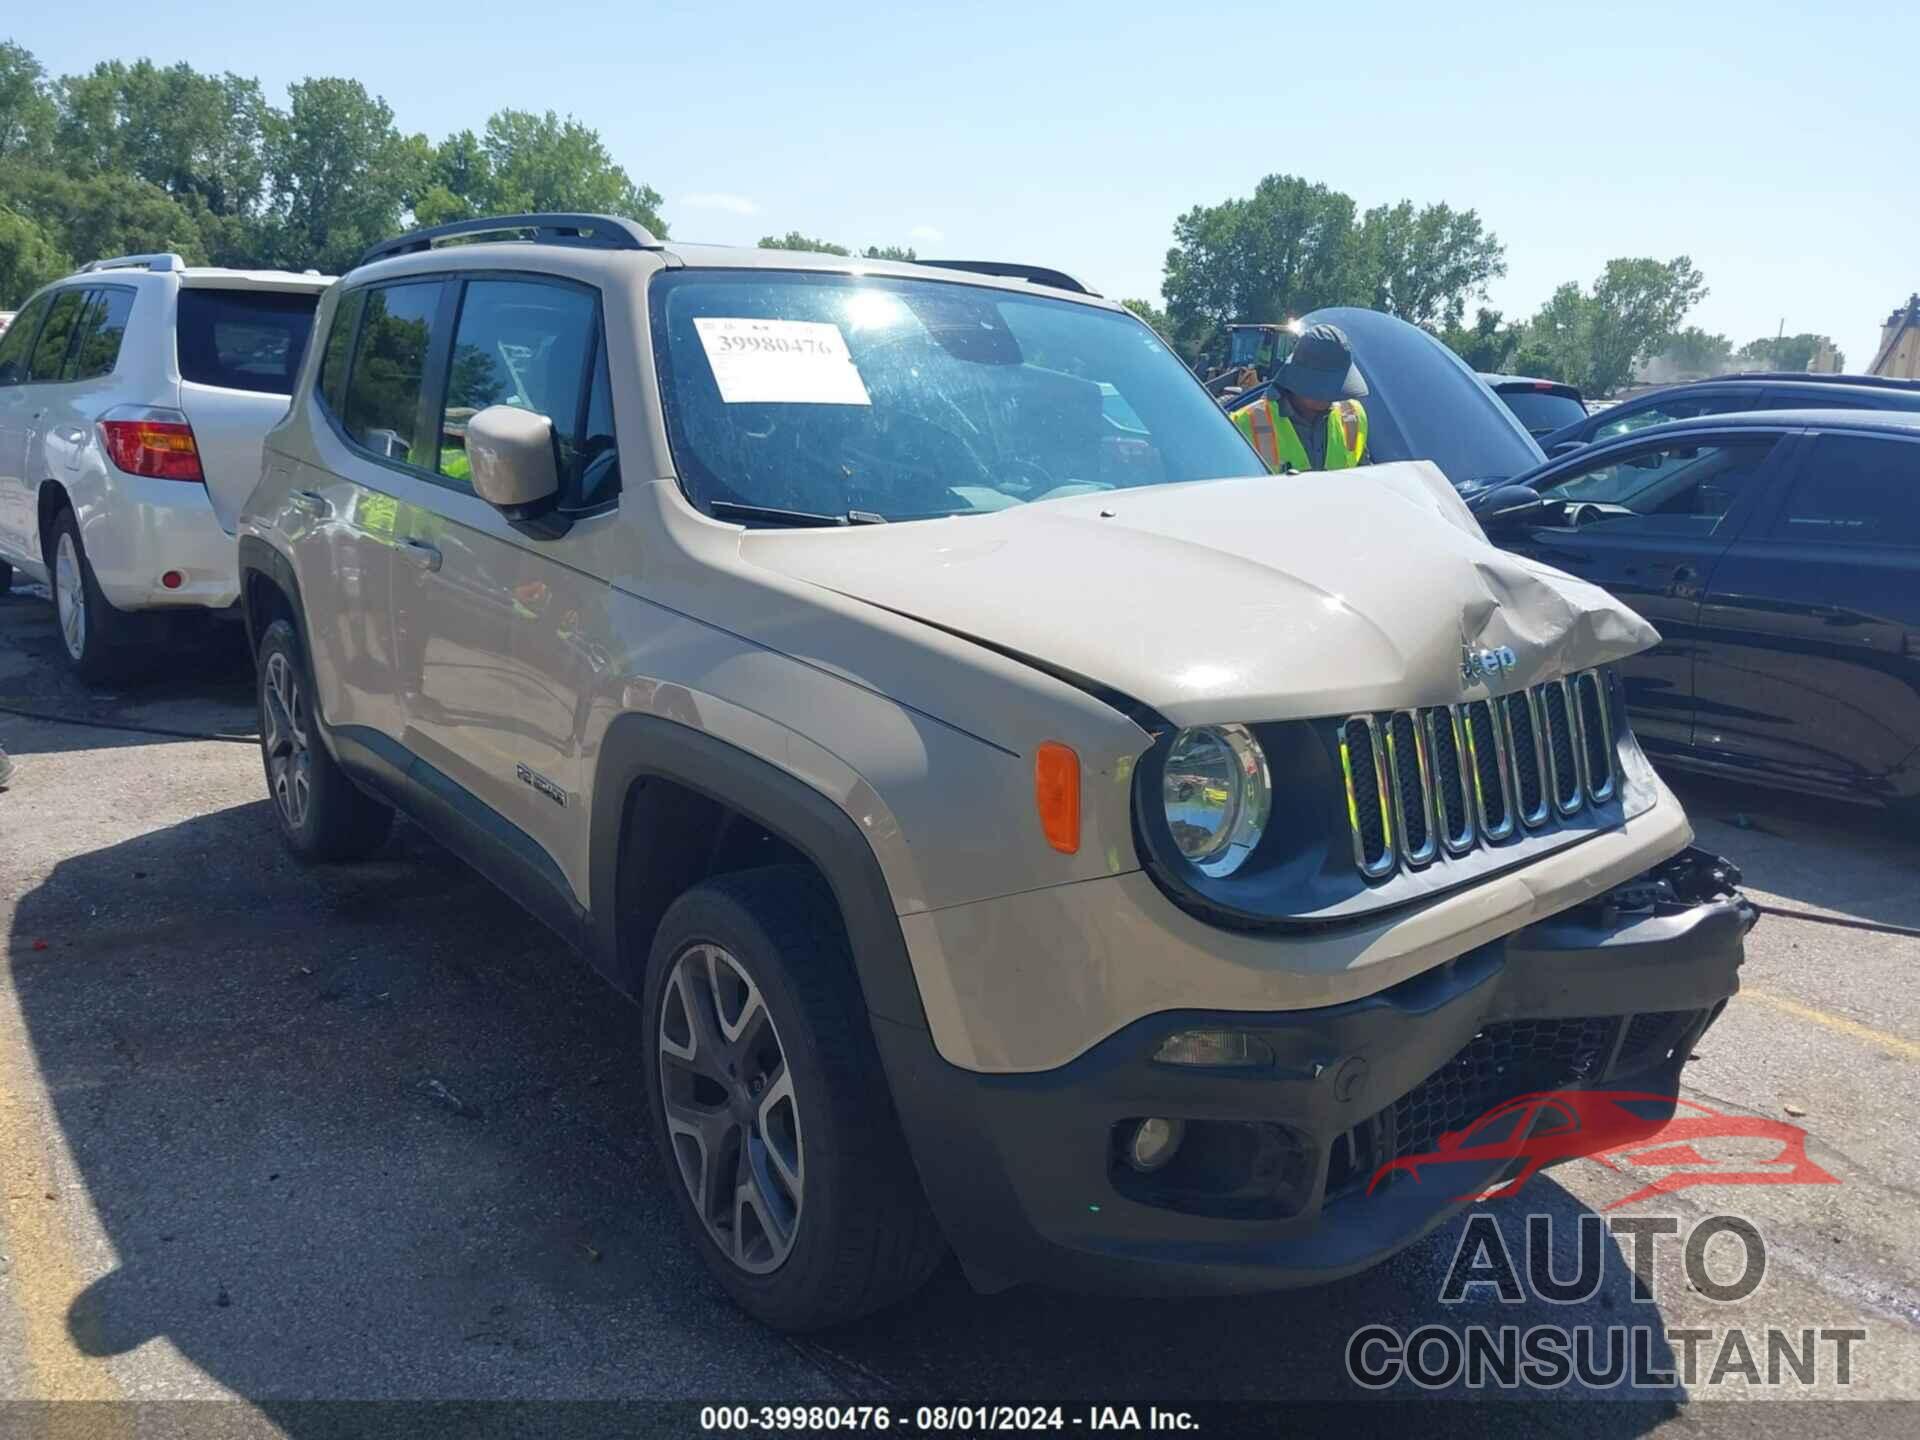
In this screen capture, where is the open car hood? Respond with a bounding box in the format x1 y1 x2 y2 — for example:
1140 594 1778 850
1297 307 1547 489
739 462 1658 727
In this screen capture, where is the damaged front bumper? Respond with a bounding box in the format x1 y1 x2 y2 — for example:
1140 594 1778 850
874 848 1753 1297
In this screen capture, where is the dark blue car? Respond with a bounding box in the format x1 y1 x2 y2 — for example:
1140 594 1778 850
1537 372 1920 456
1475 410 1920 812
1259 310 1920 813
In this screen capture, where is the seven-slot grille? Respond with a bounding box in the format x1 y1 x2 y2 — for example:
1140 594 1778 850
1339 670 1618 879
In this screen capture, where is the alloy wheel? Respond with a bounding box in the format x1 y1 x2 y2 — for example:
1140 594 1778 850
54 532 86 662
262 650 312 830
657 943 804 1274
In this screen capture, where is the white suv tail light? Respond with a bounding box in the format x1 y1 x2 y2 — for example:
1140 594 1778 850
98 405 205 482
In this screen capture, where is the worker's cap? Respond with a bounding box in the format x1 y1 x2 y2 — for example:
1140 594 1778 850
1274 322 1368 401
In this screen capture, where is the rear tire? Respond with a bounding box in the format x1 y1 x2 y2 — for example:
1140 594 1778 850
256 618 393 862
642 866 946 1331
47 508 129 683
0 558 13 594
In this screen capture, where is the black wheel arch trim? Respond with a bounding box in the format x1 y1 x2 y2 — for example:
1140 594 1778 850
589 712 929 1031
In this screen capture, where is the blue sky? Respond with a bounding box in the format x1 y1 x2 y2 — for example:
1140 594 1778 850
14 1 1915 366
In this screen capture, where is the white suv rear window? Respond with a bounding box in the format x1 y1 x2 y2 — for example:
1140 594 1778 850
177 289 320 395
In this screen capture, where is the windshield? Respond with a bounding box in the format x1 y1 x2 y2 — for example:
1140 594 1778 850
652 270 1266 523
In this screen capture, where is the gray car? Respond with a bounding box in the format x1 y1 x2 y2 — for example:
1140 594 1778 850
237 213 1750 1330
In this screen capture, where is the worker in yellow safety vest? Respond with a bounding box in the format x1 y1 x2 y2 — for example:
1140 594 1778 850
1231 322 1369 472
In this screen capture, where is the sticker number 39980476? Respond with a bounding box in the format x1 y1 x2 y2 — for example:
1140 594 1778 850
692 317 872 407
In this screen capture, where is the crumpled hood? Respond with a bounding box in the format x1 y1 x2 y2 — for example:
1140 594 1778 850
739 462 1659 726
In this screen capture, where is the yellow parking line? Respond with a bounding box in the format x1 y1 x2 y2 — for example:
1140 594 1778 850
1742 987 1920 1063
0 981 128 1425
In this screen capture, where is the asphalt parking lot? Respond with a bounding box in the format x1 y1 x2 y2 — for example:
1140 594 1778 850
1 580 1916 1436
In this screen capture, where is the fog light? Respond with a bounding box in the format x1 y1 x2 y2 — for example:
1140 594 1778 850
161 570 184 590
1127 1117 1185 1172
1153 1029 1275 1068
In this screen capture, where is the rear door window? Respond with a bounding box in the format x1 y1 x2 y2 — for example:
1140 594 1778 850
1768 435 1920 548
26 290 86 381
438 278 599 490
0 294 50 384
64 288 136 381
343 281 446 466
177 288 321 395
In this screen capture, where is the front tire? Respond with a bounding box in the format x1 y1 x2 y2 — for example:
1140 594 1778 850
256 618 393 861
643 867 945 1331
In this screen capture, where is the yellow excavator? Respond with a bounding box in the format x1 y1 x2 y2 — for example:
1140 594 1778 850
1200 321 1298 399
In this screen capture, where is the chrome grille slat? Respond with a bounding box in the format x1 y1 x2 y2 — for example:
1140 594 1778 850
1343 670 1620 882
1339 715 1397 879
1540 679 1584 817
1424 708 1476 854
1572 671 1617 803
1385 711 1437 867
1502 690 1551 828
1459 699 1515 842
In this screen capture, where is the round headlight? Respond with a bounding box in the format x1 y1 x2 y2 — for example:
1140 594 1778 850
1160 724 1271 877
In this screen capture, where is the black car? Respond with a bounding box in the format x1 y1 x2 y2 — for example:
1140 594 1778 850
1479 373 1587 439
1472 410 1920 811
1538 373 1920 456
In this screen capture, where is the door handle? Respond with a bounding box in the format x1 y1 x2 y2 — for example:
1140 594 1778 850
1666 563 1700 599
289 490 332 518
401 540 442 573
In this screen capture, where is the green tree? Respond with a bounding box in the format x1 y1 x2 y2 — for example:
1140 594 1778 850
1584 256 1708 397
0 42 56 163
758 231 850 255
1121 297 1172 334
0 165 207 271
1657 326 1733 376
1163 174 1360 345
0 203 68 305
1512 257 1708 396
260 77 420 272
471 109 664 235
1351 200 1505 329
861 244 916 261
1439 307 1521 373
53 60 269 223
1510 281 1591 388
1735 332 1844 373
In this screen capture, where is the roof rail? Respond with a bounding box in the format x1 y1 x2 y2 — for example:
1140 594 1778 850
1695 370 1920 392
918 259 1097 296
357 213 661 269
80 252 185 274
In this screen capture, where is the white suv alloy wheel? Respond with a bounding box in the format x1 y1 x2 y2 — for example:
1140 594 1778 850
54 531 87 663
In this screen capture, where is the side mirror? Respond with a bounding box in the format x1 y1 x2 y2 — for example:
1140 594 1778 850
1472 483 1548 533
467 404 561 519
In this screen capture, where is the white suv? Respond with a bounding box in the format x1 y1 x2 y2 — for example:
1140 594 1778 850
0 253 333 679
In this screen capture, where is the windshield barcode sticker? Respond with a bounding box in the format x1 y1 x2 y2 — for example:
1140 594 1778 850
693 318 871 406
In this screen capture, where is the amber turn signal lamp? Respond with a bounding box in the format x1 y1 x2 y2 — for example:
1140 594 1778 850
1034 742 1081 854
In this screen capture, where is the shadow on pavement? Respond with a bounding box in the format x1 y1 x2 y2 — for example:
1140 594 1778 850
0 590 255 758
7 802 1681 1427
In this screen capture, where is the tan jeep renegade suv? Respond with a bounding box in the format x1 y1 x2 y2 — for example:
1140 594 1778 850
238 213 1750 1331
